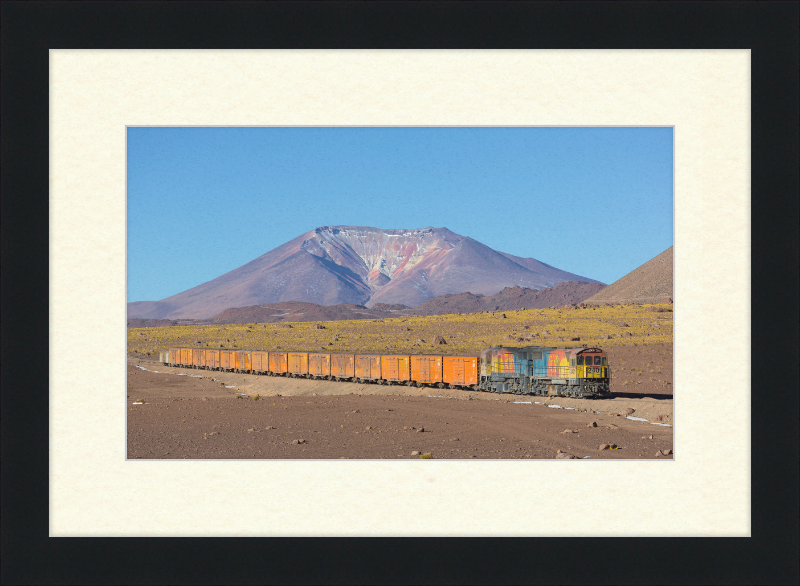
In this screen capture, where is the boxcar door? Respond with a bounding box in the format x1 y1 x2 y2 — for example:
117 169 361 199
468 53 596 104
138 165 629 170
420 358 430 381
453 359 464 385
386 357 398 380
335 355 346 376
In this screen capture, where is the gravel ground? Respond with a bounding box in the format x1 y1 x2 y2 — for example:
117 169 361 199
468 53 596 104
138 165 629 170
127 354 673 460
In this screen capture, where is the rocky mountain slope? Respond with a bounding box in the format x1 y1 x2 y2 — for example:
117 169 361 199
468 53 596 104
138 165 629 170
584 247 673 305
128 226 602 319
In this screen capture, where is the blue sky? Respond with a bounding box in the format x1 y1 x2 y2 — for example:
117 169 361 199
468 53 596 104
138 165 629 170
127 127 673 303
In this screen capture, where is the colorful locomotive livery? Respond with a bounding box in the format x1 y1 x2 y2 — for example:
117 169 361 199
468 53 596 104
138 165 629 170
480 346 610 398
160 345 611 398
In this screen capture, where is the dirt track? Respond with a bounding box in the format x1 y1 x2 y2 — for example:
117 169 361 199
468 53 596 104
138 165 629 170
127 357 673 460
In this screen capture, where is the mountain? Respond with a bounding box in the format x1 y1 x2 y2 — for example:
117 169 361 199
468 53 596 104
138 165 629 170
584 247 673 305
128 226 602 319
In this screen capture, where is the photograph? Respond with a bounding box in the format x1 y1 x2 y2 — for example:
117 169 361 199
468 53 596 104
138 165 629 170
127 126 674 460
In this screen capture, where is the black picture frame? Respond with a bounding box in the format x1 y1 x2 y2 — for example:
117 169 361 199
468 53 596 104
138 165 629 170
2 2 797 585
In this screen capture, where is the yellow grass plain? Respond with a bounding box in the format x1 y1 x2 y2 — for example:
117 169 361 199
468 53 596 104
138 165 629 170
128 303 673 357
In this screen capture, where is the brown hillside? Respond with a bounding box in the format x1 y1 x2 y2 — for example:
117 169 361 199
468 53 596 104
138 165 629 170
127 282 605 327
410 281 606 315
206 302 405 324
585 247 673 305
127 318 179 328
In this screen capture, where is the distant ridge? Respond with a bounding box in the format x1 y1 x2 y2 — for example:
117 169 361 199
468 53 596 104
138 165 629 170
411 281 606 315
585 247 673 305
127 282 604 327
128 225 602 319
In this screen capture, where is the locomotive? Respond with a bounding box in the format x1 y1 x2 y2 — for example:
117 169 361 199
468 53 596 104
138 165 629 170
479 346 610 398
160 345 611 399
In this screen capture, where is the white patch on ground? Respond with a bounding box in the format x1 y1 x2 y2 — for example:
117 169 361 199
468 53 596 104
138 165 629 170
225 386 236 388
513 401 532 404
627 416 648 421
650 422 672 427
547 405 562 409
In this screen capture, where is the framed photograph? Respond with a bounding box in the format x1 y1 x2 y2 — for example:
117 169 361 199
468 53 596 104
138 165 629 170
3 2 797 584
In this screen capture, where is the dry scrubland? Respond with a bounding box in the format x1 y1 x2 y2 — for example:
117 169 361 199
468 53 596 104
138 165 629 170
129 303 673 357
127 304 673 459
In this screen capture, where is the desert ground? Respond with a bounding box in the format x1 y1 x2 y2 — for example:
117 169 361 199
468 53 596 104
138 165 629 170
127 349 672 460
127 303 673 459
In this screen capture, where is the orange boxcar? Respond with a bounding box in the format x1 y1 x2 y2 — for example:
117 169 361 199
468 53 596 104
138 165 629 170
309 353 331 378
180 348 193 367
169 348 180 366
442 355 479 388
288 352 309 376
205 349 221 370
355 354 381 381
192 349 206 368
269 351 288 375
410 355 443 385
330 353 355 380
220 350 236 371
235 350 252 373
380 355 411 383
251 351 269 373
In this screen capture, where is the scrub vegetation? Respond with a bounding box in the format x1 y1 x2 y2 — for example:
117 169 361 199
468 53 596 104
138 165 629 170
128 303 673 357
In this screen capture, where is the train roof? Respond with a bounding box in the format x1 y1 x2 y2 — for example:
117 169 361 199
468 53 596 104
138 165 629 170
567 347 604 354
483 346 605 354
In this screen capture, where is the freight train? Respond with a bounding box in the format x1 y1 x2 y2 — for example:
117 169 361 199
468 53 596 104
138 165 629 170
160 346 611 398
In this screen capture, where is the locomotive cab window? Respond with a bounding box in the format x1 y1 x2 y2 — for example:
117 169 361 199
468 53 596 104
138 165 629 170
602 357 607 366
577 356 584 365
594 356 602 366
